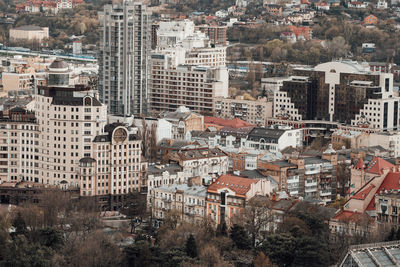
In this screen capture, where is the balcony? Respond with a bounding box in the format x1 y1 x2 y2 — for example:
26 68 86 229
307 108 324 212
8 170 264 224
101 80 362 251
305 169 320 175
305 187 317 193
305 180 317 187
320 190 332 197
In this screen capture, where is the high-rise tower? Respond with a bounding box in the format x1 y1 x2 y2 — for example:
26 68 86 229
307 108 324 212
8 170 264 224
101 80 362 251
99 1 151 115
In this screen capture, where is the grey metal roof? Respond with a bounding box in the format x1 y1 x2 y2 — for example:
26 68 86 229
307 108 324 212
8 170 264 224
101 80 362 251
148 163 182 175
247 127 285 142
340 241 400 267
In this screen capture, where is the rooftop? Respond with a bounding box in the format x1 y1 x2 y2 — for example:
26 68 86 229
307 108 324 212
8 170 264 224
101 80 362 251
208 174 257 197
13 25 44 31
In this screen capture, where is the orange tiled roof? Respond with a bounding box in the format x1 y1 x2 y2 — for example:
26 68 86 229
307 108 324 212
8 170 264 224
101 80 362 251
207 174 257 197
204 116 254 128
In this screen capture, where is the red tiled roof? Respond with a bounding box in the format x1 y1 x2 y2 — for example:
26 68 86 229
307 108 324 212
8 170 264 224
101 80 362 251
204 117 254 128
332 210 373 223
365 156 394 175
207 174 257 197
354 158 365 169
366 172 400 211
352 184 375 200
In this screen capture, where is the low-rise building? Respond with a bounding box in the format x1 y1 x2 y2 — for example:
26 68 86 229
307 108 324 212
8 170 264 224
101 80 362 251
213 96 273 125
245 126 303 152
170 147 229 179
159 106 204 140
151 184 207 224
206 174 274 225
9 25 49 43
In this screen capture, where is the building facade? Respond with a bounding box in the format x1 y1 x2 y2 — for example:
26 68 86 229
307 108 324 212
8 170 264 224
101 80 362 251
213 96 273 125
274 61 398 132
98 1 152 115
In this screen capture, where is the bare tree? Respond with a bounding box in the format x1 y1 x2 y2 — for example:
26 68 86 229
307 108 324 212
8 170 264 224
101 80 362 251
232 196 274 247
120 191 148 234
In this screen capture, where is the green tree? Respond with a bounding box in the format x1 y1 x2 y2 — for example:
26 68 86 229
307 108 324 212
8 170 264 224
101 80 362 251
185 234 197 258
230 224 251 250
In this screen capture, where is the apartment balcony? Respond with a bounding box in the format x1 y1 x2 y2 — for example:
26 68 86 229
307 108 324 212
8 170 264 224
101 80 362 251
305 187 317 193
320 190 332 197
289 190 298 195
305 169 320 175
235 112 243 116
287 176 299 183
215 104 222 110
305 180 317 187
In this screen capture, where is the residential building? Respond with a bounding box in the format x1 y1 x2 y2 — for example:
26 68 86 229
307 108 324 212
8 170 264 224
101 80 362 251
206 174 274 225
151 184 207 223
376 191 400 225
348 1 367 8
0 107 39 184
358 131 400 158
213 96 273 125
259 146 338 203
274 61 398 132
245 126 303 152
170 147 229 179
261 77 290 100
133 116 172 144
1 71 46 94
78 123 146 198
288 25 312 40
98 1 152 115
159 106 204 140
149 50 228 115
9 25 49 43
35 60 107 187
147 163 187 203
204 116 254 130
72 40 82 55
363 14 378 25
265 4 283 16
196 25 227 46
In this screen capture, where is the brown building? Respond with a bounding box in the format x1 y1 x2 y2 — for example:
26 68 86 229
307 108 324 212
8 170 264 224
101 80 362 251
275 61 397 131
196 25 227 46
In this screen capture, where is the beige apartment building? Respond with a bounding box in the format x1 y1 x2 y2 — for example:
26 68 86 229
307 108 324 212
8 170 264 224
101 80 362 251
2 71 47 93
34 60 107 186
78 123 147 197
150 51 228 115
9 25 49 43
0 107 39 183
151 184 207 224
213 96 273 125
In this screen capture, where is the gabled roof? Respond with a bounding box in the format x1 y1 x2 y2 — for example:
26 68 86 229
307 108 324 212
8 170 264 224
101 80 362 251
204 116 253 128
365 156 394 174
207 174 257 197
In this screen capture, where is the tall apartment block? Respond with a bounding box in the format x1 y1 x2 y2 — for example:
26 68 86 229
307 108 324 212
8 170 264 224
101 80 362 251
98 1 151 115
149 19 228 115
35 60 107 186
274 60 399 131
149 51 228 115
